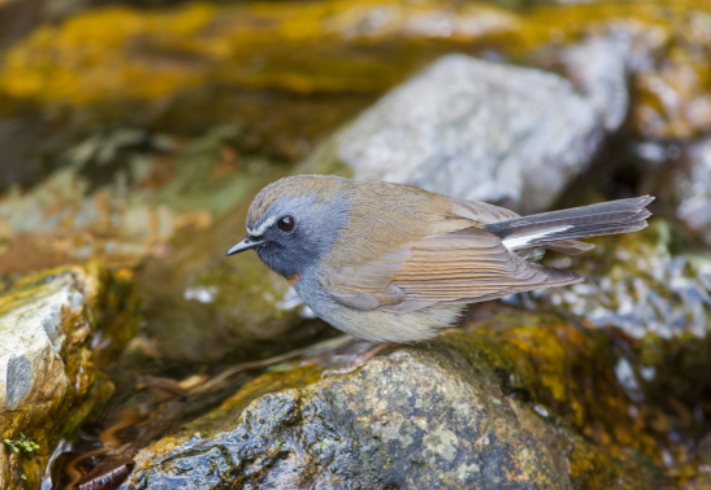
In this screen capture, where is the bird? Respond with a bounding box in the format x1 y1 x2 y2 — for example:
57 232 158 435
226 175 653 361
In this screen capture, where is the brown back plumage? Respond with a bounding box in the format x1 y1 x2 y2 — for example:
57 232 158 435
317 178 585 312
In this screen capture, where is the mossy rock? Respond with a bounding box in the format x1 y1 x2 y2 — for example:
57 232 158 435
0 0 709 138
119 311 673 489
0 263 139 489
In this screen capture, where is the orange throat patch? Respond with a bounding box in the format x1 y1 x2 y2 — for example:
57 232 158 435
285 273 301 285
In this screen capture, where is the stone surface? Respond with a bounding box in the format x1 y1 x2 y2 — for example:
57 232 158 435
560 35 631 132
0 264 139 489
301 51 628 213
119 313 663 490
0 126 252 273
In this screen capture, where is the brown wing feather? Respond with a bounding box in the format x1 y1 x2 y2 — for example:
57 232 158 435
322 226 582 312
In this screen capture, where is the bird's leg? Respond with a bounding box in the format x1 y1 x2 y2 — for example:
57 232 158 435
321 342 396 378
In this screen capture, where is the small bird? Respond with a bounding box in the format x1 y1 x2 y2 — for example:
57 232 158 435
227 175 653 345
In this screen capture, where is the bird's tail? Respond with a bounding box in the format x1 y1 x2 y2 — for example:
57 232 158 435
485 196 654 253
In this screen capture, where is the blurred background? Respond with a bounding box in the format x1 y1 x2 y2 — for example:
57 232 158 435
2 0 711 488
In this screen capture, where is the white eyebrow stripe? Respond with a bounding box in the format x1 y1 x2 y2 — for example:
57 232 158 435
247 216 276 237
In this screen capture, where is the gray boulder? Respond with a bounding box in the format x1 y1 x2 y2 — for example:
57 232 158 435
303 46 630 213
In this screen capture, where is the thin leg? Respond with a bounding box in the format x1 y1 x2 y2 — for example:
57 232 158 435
321 342 395 378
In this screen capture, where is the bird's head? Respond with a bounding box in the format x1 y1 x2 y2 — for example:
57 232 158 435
226 175 350 280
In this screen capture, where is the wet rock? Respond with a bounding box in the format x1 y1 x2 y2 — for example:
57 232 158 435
0 263 139 489
301 51 628 213
534 220 711 340
0 167 211 274
120 313 663 489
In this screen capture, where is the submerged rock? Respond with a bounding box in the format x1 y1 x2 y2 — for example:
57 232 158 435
301 50 628 213
0 264 139 489
120 312 667 489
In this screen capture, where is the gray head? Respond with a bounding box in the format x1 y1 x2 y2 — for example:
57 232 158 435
226 175 351 278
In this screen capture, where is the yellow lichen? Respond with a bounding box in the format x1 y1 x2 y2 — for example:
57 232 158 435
2 0 710 138
0 0 517 104
443 314 663 474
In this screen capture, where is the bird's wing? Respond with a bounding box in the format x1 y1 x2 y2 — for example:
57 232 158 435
321 225 582 312
448 196 594 255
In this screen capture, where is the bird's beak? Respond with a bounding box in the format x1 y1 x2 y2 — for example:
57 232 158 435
226 235 263 256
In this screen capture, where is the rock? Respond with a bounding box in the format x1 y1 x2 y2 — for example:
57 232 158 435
0 0 516 107
301 51 628 213
0 263 139 489
119 313 665 489
532 220 711 340
560 35 631 132
631 8 711 139
674 139 711 246
0 126 263 274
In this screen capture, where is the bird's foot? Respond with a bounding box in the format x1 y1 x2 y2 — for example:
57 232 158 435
321 342 395 378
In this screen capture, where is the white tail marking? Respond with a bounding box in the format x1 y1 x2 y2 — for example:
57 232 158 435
502 225 572 250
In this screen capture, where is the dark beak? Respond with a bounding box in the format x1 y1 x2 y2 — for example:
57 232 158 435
226 235 263 256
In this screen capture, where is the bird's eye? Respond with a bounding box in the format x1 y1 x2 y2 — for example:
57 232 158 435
278 216 295 232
